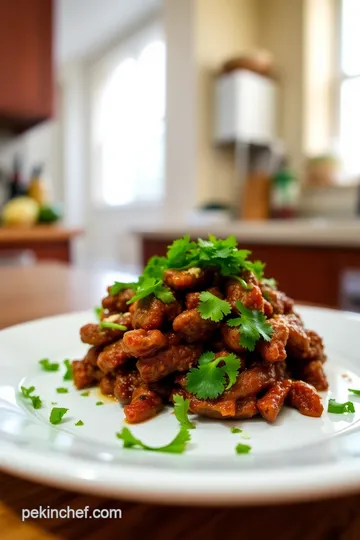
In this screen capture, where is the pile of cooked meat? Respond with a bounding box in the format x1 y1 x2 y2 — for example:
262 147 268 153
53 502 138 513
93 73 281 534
72 245 327 424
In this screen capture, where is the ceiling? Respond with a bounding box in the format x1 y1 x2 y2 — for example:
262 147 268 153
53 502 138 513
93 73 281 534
54 0 161 66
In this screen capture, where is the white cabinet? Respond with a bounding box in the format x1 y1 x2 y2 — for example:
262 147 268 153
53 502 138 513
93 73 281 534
214 70 277 145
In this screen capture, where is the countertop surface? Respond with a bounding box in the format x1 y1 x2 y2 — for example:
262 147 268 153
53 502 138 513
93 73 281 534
0 225 82 244
2 263 360 540
133 219 360 247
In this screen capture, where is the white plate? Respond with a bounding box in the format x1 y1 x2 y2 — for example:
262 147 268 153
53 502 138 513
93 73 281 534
1 306 360 505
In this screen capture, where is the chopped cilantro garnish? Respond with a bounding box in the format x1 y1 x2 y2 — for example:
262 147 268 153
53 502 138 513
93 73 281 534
227 300 273 351
63 359 73 381
197 291 231 322
348 388 360 396
96 401 104 406
20 385 42 409
39 358 60 372
94 306 103 320
173 394 195 429
80 391 90 397
116 426 191 454
127 277 175 305
51 401 57 405
186 351 241 399
99 321 127 331
110 281 137 296
235 443 252 454
230 426 242 434
49 407 69 425
75 420 84 426
56 387 69 394
262 277 277 289
328 399 355 414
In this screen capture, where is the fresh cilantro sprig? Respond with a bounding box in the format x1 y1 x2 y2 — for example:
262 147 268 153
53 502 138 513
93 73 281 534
227 300 273 351
110 281 138 295
197 291 231 322
20 386 42 409
116 426 191 454
39 359 60 372
49 407 69 424
99 321 127 331
173 394 195 429
328 399 355 414
63 359 73 381
127 277 175 305
186 351 241 399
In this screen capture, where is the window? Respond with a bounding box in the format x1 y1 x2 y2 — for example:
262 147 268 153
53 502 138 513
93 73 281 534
339 0 360 176
91 25 165 206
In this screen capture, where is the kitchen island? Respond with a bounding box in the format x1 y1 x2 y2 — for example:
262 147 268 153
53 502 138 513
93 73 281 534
134 220 360 308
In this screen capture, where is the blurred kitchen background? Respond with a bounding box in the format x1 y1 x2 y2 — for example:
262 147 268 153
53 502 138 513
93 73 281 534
1 0 360 310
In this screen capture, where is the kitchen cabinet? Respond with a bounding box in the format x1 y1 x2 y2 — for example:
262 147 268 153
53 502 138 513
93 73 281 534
0 0 53 131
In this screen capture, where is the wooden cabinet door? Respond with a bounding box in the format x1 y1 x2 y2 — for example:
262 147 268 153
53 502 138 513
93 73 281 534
0 0 53 128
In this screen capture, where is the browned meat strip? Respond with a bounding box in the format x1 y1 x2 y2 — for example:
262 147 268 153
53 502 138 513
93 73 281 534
113 370 142 403
283 313 311 358
226 278 264 312
173 309 218 342
80 312 131 346
122 329 167 357
287 380 324 417
102 287 135 313
73 358 102 389
257 380 293 422
260 285 294 314
124 386 164 423
83 346 102 366
167 331 182 346
225 364 277 400
131 295 165 330
258 317 289 363
234 396 259 419
97 340 131 373
300 359 328 391
137 344 202 383
171 388 236 418
164 268 210 291
221 324 246 354
99 374 115 396
185 287 223 310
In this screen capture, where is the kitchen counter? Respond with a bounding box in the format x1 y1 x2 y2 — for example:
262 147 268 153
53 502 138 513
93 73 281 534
0 226 82 263
134 220 360 308
133 219 360 248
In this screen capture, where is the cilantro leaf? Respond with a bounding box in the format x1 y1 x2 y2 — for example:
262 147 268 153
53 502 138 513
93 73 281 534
250 260 265 280
117 426 191 454
75 420 84 426
197 291 231 322
80 391 90 397
63 359 73 381
348 388 360 396
20 386 42 409
230 427 242 434
227 301 273 351
39 358 60 372
173 394 195 429
186 352 241 399
328 399 355 414
262 277 277 289
94 306 103 320
49 407 69 424
167 235 197 268
56 387 69 394
142 256 169 280
99 321 127 331
127 277 175 305
96 401 104 406
235 443 252 454
110 281 138 296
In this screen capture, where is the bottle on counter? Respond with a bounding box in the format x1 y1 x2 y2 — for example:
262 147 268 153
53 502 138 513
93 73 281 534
8 155 27 200
270 157 299 219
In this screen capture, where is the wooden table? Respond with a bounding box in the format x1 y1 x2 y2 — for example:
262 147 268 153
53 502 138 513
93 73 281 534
2 263 360 540
0 226 82 264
